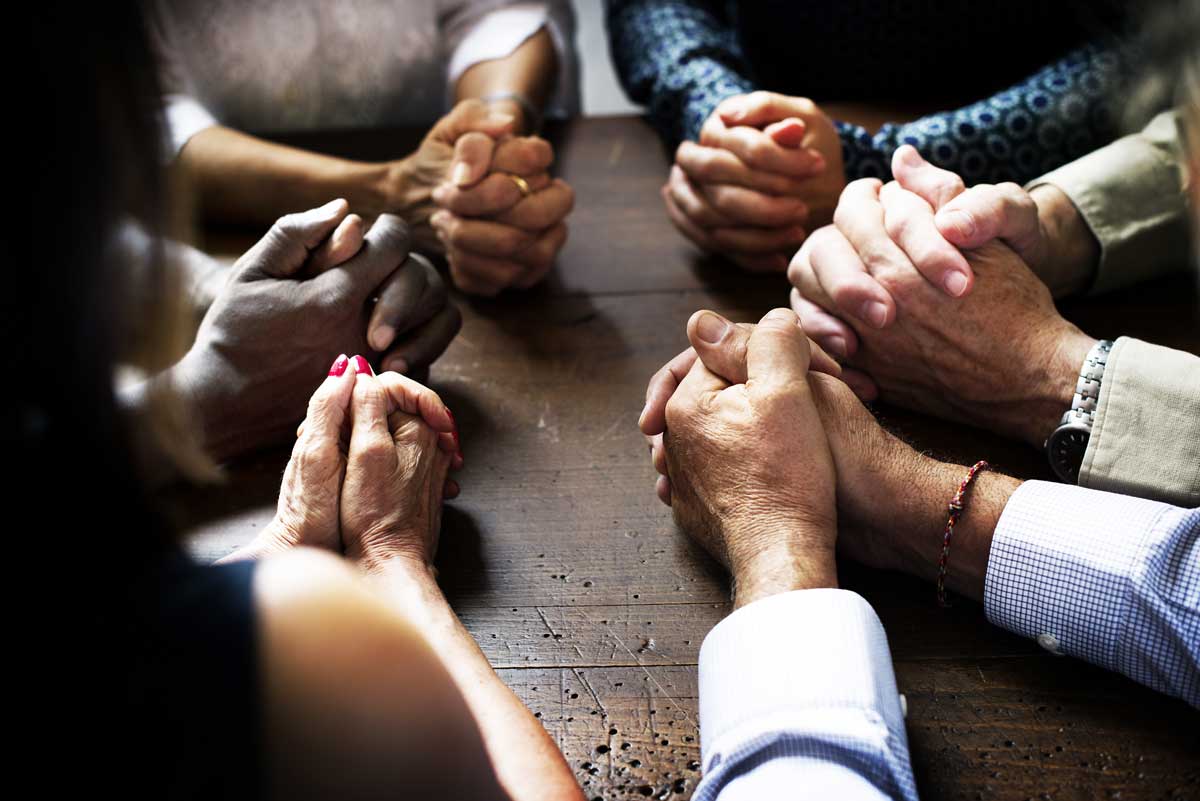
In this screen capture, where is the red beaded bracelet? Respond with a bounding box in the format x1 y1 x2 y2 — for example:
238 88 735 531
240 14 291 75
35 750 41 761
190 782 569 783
937 460 990 607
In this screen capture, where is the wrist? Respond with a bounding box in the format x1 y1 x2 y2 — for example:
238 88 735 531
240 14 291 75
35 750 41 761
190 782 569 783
1030 184 1099 297
350 539 436 579
887 462 1018 602
169 345 245 464
383 156 442 252
1016 326 1098 449
729 532 838 609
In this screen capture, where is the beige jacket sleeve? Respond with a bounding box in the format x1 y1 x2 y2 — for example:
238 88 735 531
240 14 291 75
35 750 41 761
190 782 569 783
1027 110 1192 295
1079 336 1200 507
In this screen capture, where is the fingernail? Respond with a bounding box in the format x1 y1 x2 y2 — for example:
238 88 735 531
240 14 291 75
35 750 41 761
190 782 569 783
445 408 464 457
863 301 889 329
939 210 974 239
430 210 449 227
328 353 349 377
638 402 648 428
826 336 848 359
943 270 969 297
432 185 448 204
452 162 472 186
352 355 373 375
695 311 729 344
317 198 346 218
384 356 408 374
371 325 396 351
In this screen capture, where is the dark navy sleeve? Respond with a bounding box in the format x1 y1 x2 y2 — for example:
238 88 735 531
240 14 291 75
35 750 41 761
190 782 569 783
606 0 757 146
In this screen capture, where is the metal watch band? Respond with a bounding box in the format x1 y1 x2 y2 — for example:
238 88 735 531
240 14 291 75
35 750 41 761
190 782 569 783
1060 339 1113 430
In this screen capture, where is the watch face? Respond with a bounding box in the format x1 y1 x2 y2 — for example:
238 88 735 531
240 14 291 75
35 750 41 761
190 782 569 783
1047 425 1090 482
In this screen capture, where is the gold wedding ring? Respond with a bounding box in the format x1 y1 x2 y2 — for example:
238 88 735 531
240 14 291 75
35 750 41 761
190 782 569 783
506 173 532 198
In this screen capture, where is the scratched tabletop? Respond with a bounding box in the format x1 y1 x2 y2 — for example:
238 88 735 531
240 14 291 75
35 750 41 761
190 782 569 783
169 116 1200 800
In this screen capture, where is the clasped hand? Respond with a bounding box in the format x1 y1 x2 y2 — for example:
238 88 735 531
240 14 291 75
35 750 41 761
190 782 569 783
246 357 463 569
787 146 1096 446
174 200 459 461
663 92 844 272
404 99 574 295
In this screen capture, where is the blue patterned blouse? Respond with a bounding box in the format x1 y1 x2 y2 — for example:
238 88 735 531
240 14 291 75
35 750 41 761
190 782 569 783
606 0 1130 184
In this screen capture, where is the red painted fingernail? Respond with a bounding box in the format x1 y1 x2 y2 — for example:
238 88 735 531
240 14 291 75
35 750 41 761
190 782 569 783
328 354 350 376
443 407 465 459
352 355 373 375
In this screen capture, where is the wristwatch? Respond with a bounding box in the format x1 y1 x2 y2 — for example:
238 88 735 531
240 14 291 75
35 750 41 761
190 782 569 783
1045 339 1113 483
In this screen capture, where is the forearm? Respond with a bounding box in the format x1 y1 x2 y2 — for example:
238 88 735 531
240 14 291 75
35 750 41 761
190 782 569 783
368 558 585 801
455 27 557 134
868 453 1021 602
607 0 754 145
1028 183 1100 298
176 126 403 225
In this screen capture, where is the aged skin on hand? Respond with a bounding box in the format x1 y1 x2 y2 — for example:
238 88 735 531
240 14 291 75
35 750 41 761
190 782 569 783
171 203 459 462
788 150 1097 446
653 309 840 606
644 312 1018 602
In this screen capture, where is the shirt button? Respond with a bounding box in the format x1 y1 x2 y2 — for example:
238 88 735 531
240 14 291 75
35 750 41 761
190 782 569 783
899 693 908 718
1036 632 1065 655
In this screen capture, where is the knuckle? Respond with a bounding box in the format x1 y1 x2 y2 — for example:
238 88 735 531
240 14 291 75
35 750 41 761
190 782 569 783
360 437 395 467
369 214 411 255
663 395 693 430
296 439 337 473
316 275 355 311
747 139 772 165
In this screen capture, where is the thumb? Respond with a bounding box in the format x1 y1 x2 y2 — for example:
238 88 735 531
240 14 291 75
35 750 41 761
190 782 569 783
242 198 349 280
686 311 750 385
450 131 497 188
431 99 516 145
746 308 811 390
933 183 1043 263
297 354 357 446
718 92 814 128
890 145 966 211
764 118 807 148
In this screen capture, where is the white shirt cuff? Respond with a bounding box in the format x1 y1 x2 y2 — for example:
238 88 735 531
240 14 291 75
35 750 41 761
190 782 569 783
164 93 218 158
698 589 908 774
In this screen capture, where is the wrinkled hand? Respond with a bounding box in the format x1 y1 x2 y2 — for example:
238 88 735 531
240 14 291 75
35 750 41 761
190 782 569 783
649 308 839 605
392 99 573 296
665 92 842 272
788 155 1096 446
389 99 518 253
340 366 461 571
218 353 360 562
430 132 573 295
643 312 1002 587
174 201 460 461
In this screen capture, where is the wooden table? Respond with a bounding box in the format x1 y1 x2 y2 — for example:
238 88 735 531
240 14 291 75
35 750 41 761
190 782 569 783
173 116 1200 800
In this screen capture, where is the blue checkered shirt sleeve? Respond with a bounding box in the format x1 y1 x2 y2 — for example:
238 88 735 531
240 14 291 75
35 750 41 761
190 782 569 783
985 481 1200 707
606 0 755 146
694 589 918 800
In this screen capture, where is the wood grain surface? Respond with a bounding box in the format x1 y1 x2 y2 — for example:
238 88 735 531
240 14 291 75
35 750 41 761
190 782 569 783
170 116 1200 800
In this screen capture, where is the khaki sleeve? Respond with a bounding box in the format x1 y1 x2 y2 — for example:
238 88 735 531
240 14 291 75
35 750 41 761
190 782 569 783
1079 337 1200 506
1026 110 1192 296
